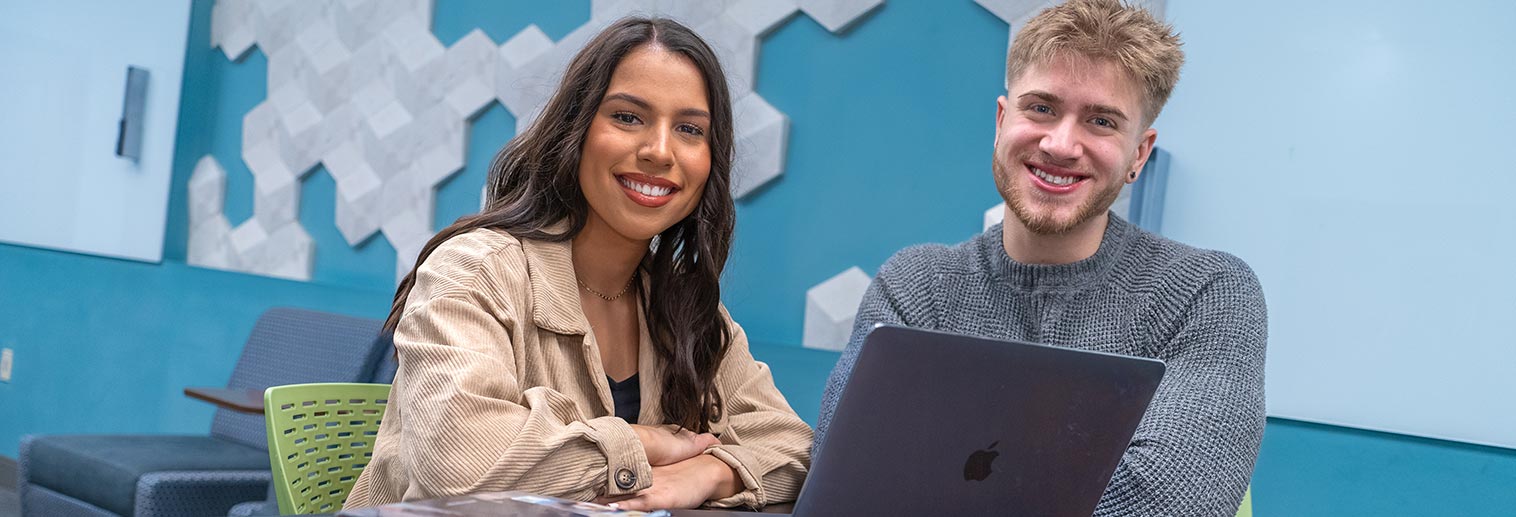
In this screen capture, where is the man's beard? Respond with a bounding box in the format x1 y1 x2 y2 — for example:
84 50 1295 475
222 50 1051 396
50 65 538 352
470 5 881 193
992 151 1125 236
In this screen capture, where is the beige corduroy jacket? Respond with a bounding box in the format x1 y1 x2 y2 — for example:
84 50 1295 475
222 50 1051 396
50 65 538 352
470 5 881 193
344 227 812 510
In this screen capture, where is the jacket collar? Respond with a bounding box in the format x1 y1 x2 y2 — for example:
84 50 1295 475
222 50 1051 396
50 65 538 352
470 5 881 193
518 221 592 336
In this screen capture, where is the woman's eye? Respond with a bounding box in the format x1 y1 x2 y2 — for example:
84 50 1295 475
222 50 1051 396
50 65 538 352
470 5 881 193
678 123 705 137
611 112 640 124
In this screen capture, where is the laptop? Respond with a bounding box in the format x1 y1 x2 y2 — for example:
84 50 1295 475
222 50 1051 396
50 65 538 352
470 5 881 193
773 324 1166 517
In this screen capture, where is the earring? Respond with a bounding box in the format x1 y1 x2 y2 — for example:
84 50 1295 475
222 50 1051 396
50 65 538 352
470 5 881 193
1128 171 1138 180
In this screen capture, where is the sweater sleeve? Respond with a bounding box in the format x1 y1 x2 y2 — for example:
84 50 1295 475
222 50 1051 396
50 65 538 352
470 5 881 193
379 237 651 503
812 247 935 459
702 310 814 509
1095 253 1268 516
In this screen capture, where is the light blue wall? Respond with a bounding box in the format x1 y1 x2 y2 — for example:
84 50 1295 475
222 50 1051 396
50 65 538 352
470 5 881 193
2 1 1514 515
1159 0 1516 450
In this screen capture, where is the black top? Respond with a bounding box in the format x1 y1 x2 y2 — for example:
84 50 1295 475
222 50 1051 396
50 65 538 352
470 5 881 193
607 374 641 423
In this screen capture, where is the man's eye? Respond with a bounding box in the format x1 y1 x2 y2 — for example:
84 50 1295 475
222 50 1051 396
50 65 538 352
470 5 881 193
1031 104 1053 114
1092 117 1115 128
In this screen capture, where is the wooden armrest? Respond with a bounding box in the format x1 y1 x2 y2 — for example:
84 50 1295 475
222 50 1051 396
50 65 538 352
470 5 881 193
184 386 265 414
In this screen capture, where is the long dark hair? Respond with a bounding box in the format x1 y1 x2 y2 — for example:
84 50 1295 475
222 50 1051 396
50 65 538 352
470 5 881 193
386 17 736 432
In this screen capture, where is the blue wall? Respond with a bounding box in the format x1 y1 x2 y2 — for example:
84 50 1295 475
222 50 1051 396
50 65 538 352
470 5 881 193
2 1 1513 515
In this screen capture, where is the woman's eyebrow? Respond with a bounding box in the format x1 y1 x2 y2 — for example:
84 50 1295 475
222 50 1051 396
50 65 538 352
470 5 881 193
604 92 709 119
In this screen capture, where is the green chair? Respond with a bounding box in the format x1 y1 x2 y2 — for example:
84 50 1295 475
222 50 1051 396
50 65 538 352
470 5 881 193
1235 487 1253 517
264 383 391 515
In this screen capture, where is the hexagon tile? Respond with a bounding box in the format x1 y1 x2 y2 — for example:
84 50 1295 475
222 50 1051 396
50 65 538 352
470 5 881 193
984 202 1005 231
188 155 315 280
190 0 885 283
803 266 873 351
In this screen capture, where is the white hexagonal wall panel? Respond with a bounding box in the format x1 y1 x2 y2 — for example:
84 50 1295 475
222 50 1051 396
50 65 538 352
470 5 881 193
193 0 885 282
803 266 873 351
984 201 1005 231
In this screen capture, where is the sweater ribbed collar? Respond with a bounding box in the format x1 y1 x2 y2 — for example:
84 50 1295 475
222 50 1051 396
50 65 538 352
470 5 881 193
982 212 1134 291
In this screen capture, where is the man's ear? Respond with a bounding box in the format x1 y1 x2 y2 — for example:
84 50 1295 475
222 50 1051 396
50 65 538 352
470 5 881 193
1128 127 1157 184
995 95 1009 145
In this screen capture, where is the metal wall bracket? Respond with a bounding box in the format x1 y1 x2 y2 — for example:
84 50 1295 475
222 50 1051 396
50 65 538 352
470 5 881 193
115 66 149 161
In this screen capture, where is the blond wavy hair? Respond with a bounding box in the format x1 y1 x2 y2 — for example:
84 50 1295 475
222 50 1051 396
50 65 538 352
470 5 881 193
1007 0 1184 127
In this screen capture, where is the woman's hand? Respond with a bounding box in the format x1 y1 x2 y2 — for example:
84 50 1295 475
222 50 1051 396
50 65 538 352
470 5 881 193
631 424 720 466
595 455 743 511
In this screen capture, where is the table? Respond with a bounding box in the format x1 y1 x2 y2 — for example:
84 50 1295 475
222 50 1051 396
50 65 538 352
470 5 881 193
673 502 794 515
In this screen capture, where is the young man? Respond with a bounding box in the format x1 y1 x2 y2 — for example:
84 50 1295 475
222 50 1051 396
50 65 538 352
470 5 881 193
813 1 1267 515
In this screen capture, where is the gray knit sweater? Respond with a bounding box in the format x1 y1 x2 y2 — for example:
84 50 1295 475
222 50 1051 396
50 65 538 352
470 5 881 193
814 215 1267 516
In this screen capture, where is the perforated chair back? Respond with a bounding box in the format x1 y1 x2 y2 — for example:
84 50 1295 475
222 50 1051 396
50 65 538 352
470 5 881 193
264 383 390 515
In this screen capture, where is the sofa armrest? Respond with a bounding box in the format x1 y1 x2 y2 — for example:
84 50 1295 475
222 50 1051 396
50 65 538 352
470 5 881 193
134 470 270 517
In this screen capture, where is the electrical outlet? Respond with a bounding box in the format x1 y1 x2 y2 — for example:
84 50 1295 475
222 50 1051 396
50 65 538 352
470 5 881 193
1 348 12 382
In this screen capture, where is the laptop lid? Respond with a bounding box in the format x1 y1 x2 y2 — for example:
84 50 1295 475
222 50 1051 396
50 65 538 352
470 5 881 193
795 325 1165 517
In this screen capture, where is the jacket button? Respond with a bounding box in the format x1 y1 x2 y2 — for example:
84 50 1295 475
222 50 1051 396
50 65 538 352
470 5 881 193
615 468 637 489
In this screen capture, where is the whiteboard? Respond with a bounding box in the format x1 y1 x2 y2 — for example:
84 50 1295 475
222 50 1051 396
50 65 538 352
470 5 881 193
1158 0 1516 448
0 2 191 262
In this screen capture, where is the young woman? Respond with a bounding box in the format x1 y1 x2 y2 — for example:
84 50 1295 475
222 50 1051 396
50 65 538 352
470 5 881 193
343 17 811 511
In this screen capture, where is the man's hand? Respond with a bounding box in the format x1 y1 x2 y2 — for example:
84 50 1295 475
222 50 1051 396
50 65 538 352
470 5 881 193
631 424 720 466
595 455 743 511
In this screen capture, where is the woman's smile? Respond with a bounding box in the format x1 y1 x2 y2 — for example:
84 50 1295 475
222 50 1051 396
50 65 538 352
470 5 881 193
616 172 682 208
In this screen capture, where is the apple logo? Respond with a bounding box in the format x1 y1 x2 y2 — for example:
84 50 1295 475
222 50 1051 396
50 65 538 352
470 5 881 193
963 441 999 481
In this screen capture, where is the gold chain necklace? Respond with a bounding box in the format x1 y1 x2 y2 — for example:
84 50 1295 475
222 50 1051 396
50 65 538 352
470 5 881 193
578 272 637 302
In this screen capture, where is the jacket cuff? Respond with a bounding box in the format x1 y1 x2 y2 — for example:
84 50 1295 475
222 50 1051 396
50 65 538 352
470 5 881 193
585 417 652 496
703 446 763 509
